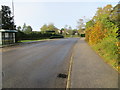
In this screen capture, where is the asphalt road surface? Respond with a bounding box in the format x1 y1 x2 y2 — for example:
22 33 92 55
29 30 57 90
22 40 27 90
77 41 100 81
2 38 78 88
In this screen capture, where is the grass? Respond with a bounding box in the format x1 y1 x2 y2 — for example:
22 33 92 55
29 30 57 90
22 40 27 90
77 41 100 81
18 39 50 43
65 35 80 38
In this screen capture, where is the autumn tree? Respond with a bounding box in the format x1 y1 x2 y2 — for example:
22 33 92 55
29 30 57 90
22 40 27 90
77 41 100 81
85 4 117 45
93 5 113 22
85 4 119 68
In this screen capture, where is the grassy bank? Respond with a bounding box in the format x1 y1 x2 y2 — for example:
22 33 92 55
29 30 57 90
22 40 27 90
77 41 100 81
90 37 119 72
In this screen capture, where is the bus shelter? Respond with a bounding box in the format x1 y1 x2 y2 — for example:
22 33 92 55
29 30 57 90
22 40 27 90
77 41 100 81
0 29 17 46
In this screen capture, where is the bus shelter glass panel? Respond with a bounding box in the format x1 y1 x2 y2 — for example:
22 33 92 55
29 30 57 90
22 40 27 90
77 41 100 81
9 33 14 44
2 33 5 45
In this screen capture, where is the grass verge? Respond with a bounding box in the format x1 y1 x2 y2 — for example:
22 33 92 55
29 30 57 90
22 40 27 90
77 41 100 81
18 39 50 43
89 36 120 73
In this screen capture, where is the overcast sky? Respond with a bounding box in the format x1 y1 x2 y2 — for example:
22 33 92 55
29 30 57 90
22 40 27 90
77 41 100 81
0 0 119 31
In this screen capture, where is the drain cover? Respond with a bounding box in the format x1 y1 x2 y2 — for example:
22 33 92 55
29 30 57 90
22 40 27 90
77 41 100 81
57 73 68 78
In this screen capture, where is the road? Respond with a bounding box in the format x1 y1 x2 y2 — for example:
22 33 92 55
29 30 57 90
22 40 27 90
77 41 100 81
2 38 78 88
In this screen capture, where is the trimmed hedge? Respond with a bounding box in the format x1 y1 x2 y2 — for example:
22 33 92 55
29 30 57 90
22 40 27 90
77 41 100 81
16 31 64 42
50 35 64 39
81 34 85 37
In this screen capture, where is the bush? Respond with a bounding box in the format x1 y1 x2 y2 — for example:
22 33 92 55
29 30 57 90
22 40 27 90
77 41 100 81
16 31 64 42
93 36 119 67
50 34 64 39
85 4 120 71
81 34 85 37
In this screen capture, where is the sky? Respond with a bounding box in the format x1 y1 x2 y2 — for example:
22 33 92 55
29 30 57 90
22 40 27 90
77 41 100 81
0 0 119 31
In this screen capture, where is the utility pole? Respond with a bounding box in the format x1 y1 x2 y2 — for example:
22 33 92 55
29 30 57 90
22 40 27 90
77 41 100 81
12 0 14 17
12 0 15 29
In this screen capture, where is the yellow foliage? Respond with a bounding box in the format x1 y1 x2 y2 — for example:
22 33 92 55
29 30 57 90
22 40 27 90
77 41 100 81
116 42 120 47
85 22 106 45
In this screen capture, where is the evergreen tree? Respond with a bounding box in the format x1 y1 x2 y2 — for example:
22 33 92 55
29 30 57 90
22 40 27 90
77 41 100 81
0 5 16 30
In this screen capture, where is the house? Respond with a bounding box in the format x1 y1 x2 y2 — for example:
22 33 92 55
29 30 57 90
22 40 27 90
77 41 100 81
0 29 17 46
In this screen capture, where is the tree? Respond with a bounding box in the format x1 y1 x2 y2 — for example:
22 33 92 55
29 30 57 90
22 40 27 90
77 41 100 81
0 5 16 30
23 25 32 34
93 5 113 22
86 20 94 28
40 23 58 33
47 23 58 33
77 19 85 34
85 4 119 68
21 23 32 34
85 4 118 44
110 3 120 39
67 26 73 35
17 26 21 31
22 23 27 31
40 24 47 32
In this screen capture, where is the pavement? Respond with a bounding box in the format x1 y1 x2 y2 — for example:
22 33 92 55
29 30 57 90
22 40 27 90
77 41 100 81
2 38 78 88
70 38 119 88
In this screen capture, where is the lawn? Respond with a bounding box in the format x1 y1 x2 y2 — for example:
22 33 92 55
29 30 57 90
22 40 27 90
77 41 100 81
18 39 50 43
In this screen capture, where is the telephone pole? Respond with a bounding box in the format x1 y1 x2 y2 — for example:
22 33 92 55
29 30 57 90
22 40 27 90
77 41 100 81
12 0 14 21
12 0 15 29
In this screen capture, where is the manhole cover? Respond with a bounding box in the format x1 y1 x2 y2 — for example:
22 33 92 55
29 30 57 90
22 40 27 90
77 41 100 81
57 73 68 78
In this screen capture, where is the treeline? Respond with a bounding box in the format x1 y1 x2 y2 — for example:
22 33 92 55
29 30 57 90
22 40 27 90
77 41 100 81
16 23 82 41
85 4 120 70
16 23 64 41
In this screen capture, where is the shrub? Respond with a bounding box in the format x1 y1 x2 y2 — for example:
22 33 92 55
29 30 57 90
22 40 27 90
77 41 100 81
85 4 120 71
93 36 119 67
49 34 64 39
81 34 85 37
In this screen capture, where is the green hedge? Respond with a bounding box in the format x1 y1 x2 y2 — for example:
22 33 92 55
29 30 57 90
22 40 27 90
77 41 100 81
16 31 64 42
50 35 64 39
81 34 85 37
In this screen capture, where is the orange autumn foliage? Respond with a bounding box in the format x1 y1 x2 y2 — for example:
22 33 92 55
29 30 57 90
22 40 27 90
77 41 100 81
86 22 107 45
